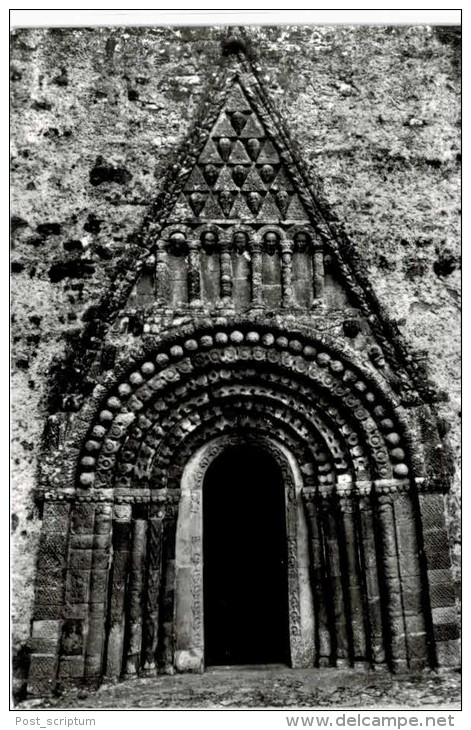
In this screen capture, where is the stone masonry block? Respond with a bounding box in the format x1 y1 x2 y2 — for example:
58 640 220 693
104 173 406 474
34 583 64 606
434 623 460 642
30 637 60 653
70 534 94 550
435 639 461 667
65 570 91 604
432 605 458 625
59 656 85 680
429 582 456 608
33 604 63 620
90 569 109 600
32 619 61 639
427 567 455 585
69 549 93 571
28 654 58 681
71 504 95 534
41 502 71 533
426 549 452 570
418 493 447 532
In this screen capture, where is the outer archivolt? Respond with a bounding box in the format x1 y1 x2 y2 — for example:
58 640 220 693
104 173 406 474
70 325 413 498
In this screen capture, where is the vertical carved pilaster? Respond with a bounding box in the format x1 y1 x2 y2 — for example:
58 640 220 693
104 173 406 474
125 513 148 675
142 506 164 673
302 489 332 666
155 241 170 306
219 241 233 306
280 240 296 309
84 503 113 679
187 239 202 307
393 490 428 670
29 501 71 695
157 500 178 673
105 504 132 679
312 245 325 306
250 240 264 309
375 492 408 671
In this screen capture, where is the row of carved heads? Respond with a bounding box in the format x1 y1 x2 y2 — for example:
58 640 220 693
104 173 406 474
160 225 316 255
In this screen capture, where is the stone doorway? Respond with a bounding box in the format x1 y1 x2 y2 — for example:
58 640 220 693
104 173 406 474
202 445 290 667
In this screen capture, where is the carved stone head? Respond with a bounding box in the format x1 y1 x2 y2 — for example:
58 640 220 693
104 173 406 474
189 192 205 216
260 164 275 184
231 111 247 135
247 138 261 161
294 230 310 253
233 231 248 253
369 345 386 368
275 190 290 216
218 190 233 217
218 137 232 162
203 164 219 187
247 192 262 215
232 165 247 187
264 230 279 255
201 230 218 253
169 231 188 255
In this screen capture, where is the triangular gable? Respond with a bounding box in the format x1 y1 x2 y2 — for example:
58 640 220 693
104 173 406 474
106 62 430 403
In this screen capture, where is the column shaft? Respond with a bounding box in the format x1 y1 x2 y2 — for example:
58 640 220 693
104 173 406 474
157 502 178 672
281 242 296 308
312 247 324 304
125 515 148 675
105 505 132 678
84 503 113 679
375 493 408 671
302 491 332 665
358 493 386 666
187 241 201 305
142 509 164 671
219 244 233 305
250 242 264 309
155 243 170 305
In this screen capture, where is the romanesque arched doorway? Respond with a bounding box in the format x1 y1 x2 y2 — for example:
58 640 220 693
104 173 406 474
26 39 459 694
203 445 290 666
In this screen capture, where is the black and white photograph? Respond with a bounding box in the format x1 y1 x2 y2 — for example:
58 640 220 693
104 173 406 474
10 8 462 717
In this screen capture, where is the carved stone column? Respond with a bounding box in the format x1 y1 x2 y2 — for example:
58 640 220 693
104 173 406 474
157 498 179 673
320 490 350 666
187 239 202 307
375 492 408 671
280 240 296 309
155 241 170 306
219 241 233 307
302 489 332 666
357 488 386 667
338 492 367 665
84 503 113 679
105 503 132 679
250 240 264 309
124 512 148 675
312 245 325 307
142 505 164 673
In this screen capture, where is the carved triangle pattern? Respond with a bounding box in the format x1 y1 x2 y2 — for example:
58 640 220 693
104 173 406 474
172 82 310 221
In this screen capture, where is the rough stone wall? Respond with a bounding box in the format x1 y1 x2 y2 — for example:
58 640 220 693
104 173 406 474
10 24 461 657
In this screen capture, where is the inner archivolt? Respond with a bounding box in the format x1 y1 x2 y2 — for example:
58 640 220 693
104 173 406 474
203 445 290 666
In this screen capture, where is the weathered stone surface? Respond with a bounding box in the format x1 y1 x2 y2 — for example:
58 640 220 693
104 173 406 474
11 24 460 697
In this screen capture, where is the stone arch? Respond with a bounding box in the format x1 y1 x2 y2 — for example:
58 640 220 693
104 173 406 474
73 326 413 493
172 431 312 672
31 321 441 692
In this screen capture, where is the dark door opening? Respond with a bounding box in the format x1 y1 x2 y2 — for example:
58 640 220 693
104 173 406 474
203 444 290 666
